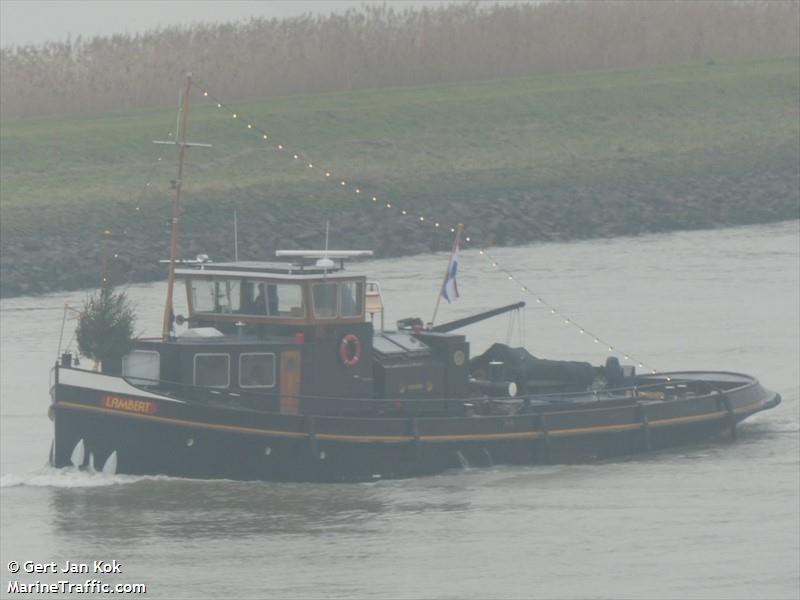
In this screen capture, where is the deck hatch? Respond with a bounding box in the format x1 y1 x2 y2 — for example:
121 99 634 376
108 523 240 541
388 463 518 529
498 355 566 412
382 332 430 354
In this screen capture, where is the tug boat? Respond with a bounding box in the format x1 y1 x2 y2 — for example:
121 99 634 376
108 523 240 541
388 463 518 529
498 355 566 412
48 75 781 482
50 250 781 482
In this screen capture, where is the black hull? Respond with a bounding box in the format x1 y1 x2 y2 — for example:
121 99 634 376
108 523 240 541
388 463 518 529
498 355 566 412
51 368 781 482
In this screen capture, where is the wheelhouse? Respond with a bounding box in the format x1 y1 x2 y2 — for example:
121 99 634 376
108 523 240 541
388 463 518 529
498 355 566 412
119 255 378 413
177 261 367 330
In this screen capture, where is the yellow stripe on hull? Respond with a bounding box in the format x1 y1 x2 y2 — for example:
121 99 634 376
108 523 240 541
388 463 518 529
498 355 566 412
55 398 767 444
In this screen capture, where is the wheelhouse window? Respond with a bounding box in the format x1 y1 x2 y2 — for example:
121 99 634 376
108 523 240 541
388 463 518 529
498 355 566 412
194 353 230 388
192 278 303 318
312 282 338 318
239 353 276 388
240 280 304 318
274 284 304 317
240 281 265 314
191 279 239 314
191 279 216 312
313 281 364 319
339 281 364 317
122 350 160 385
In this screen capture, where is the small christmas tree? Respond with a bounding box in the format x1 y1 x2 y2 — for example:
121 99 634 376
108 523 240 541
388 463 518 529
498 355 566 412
76 285 136 374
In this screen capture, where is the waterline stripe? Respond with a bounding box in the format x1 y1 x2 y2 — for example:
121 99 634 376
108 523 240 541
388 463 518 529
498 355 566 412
55 398 766 443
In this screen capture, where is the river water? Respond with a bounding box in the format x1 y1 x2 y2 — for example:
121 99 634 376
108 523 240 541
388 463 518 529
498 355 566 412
1 222 798 599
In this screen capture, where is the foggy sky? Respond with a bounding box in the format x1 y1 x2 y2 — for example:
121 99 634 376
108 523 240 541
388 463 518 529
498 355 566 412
0 0 457 48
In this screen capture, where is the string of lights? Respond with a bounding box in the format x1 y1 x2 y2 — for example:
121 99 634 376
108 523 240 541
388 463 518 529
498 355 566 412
191 80 469 239
187 78 659 373
132 131 172 213
101 131 174 284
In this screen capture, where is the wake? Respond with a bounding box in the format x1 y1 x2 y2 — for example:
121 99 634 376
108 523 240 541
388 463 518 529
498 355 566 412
0 465 173 489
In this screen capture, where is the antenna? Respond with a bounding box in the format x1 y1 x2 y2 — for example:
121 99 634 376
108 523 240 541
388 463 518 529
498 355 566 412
233 209 239 262
318 220 334 274
175 88 182 144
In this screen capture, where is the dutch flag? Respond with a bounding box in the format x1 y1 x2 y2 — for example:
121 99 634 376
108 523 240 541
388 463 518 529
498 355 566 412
442 229 460 303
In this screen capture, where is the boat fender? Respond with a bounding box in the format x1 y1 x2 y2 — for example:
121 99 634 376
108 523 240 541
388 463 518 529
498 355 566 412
339 334 362 368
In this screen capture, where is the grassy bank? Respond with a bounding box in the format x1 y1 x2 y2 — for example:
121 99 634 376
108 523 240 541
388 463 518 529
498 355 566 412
1 58 798 296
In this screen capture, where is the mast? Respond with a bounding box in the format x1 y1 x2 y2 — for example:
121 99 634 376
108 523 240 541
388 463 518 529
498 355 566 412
154 73 211 340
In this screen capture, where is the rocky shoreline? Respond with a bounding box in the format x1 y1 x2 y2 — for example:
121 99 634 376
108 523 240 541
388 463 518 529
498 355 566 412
2 145 797 299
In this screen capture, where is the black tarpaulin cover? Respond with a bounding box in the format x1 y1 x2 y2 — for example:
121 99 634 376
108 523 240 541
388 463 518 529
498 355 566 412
470 343 595 388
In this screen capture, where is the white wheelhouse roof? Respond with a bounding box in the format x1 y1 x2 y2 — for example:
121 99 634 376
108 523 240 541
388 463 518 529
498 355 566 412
175 266 362 281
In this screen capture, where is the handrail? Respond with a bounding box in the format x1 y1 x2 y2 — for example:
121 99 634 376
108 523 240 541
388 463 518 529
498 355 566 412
59 363 749 405
56 364 754 420
111 370 743 406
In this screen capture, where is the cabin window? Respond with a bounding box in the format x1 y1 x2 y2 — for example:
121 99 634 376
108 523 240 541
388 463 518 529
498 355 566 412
239 353 276 388
122 350 160 385
190 279 239 314
312 282 339 319
240 281 304 318
339 281 364 317
194 353 230 388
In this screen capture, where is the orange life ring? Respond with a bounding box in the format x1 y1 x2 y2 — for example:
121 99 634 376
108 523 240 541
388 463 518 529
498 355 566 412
339 334 361 367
